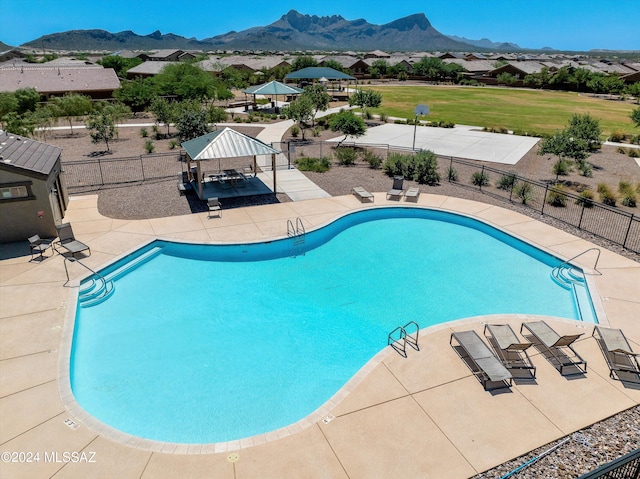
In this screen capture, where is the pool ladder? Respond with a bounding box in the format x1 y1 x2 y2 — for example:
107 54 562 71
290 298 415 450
388 321 420 358
287 217 306 257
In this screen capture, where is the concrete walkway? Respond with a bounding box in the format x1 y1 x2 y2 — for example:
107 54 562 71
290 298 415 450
1 194 639 479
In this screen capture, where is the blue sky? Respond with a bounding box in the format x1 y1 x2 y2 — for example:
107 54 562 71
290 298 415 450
2 0 637 51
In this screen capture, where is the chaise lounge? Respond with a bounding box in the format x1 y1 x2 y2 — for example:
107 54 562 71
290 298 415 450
386 176 404 200
351 186 374 203
521 321 586 375
55 223 91 258
450 330 513 390
592 325 640 382
484 324 536 378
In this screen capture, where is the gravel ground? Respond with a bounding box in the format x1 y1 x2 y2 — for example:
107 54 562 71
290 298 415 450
49 118 640 476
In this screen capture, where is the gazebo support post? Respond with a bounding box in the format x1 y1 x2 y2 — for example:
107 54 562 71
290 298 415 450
253 155 257 175
271 153 276 194
196 159 203 199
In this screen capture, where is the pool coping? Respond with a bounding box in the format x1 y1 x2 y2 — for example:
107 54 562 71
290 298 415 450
57 204 611 453
3 192 639 479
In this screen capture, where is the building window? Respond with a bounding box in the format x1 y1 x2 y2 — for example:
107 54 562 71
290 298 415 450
0 182 34 201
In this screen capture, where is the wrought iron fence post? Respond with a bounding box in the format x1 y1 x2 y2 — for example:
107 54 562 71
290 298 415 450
578 200 586 229
509 175 515 202
98 158 104 186
622 214 634 249
479 165 485 191
541 184 549 215
140 155 146 181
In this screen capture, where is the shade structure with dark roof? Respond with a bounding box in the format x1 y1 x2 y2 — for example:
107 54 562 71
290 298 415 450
285 66 356 81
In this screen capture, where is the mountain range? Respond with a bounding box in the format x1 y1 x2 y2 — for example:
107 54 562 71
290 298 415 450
16 10 531 52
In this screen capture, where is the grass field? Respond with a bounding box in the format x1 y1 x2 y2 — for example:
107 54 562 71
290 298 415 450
364 85 638 137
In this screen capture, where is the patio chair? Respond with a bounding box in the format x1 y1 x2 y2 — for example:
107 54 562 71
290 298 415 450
28 234 53 262
592 326 640 382
521 321 586 375
404 187 420 202
208 197 222 218
484 324 536 378
386 176 404 200
54 223 91 258
450 330 513 390
351 186 374 203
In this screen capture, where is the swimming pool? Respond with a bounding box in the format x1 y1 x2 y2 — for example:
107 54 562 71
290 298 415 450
69 207 597 444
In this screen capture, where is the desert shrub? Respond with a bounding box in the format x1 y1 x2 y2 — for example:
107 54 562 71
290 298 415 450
446 166 458 182
168 139 179 150
637 182 640 194
362 150 383 169
576 189 595 208
552 159 571 176
233 117 242 123
514 182 534 204
140 127 148 138
295 156 331 173
393 119 408 125
598 183 617 206
621 193 637 207
383 150 439 184
311 127 321 137
576 159 593 177
379 112 388 122
383 153 407 177
629 149 640 158
547 185 568 207
413 150 440 185
334 147 356 166
496 172 517 190
616 146 627 154
144 140 154 154
619 181 637 207
608 130 628 142
471 171 490 187
290 125 300 137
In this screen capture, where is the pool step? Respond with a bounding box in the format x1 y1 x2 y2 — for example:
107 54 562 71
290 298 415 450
550 265 596 322
551 264 585 290
102 246 163 283
79 246 163 308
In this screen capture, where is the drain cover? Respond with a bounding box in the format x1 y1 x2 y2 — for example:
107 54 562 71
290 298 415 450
227 453 239 463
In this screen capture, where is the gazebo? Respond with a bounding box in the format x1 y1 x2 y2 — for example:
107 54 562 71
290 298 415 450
284 67 357 99
181 128 281 200
242 80 304 111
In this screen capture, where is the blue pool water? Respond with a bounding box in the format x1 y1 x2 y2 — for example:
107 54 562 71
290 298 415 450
70 207 595 444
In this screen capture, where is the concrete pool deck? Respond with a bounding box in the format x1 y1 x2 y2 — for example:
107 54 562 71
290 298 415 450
1 193 639 479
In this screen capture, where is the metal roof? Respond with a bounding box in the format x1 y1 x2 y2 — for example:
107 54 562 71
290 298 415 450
285 67 355 80
0 130 62 176
243 80 303 96
181 127 280 161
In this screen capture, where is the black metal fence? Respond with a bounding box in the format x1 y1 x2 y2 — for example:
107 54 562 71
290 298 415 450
285 140 640 254
63 151 186 189
578 448 640 478
61 140 639 254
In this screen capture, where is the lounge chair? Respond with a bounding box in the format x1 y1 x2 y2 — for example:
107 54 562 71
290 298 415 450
484 324 536 378
28 234 52 262
521 321 586 375
54 223 91 258
207 197 222 218
386 176 404 200
404 187 420 202
592 326 640 382
450 330 513 390
351 186 374 203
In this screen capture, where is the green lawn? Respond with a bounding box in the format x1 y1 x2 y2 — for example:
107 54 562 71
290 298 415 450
364 85 637 137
